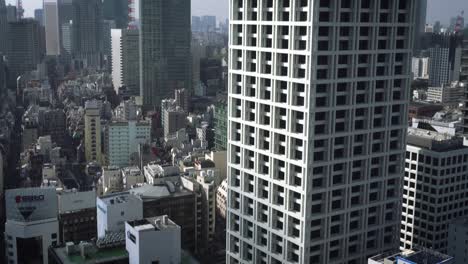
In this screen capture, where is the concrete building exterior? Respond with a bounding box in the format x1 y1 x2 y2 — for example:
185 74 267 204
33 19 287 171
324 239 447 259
448 218 468 264
7 19 44 81
111 28 122 91
139 0 191 110
44 0 61 56
105 120 151 168
0 0 8 54
428 34 462 87
96 192 143 238
121 28 140 96
163 107 187 137
100 166 123 195
412 57 429 79
5 188 59 264
402 128 468 252
71 0 103 68
226 0 415 263
461 31 468 83
122 166 144 189
125 216 181 264
129 183 197 252
57 190 96 244
426 82 465 104
84 100 102 163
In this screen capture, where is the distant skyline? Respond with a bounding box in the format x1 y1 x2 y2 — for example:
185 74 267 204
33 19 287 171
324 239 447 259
5 0 468 25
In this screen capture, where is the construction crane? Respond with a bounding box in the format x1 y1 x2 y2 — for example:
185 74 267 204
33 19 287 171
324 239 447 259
16 0 23 20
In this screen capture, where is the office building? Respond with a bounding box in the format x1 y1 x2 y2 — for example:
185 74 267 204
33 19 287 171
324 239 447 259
461 30 468 83
214 95 227 150
84 100 102 163
368 248 453 264
426 82 465 105
100 166 124 195
5 187 59 264
0 0 7 54
140 0 191 110
61 21 72 55
111 28 122 90
125 216 181 264
175 88 189 112
121 166 144 189
39 108 67 147
34 9 44 26
163 106 187 137
72 0 103 68
44 0 60 56
102 0 128 29
201 57 223 96
192 16 201 32
129 183 197 252
105 120 151 168
102 19 115 71
226 0 415 263
58 0 73 26
428 33 463 87
57 190 96 244
402 128 468 252
413 0 427 52
6 4 16 22
121 28 140 96
412 57 429 79
96 192 143 238
7 19 44 81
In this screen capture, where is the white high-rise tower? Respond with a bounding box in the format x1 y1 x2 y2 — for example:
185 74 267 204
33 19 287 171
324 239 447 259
226 0 416 263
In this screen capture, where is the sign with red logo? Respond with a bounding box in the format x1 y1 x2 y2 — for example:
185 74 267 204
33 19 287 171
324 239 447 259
6 188 57 222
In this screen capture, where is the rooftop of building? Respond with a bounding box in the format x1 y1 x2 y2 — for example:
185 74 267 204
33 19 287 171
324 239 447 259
129 181 192 200
369 248 453 264
50 243 128 264
127 215 179 232
98 192 138 206
407 128 465 151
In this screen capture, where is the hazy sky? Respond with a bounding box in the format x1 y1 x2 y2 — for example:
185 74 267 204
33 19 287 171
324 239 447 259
5 0 468 25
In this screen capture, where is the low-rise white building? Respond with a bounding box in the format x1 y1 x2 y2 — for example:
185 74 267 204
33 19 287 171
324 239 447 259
143 164 180 185
122 166 144 189
96 192 143 238
100 166 123 195
125 216 181 264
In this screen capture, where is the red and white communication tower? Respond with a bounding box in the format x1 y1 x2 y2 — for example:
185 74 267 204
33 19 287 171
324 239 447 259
16 0 24 19
127 0 137 29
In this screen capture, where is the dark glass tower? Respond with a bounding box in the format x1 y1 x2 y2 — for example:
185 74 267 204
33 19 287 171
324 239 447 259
140 0 191 110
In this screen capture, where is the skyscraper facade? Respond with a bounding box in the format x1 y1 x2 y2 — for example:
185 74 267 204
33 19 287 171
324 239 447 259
428 34 462 87
226 0 416 263
72 0 103 69
140 0 191 110
413 0 426 52
34 8 44 26
0 0 7 54
121 28 140 96
7 19 44 81
44 0 61 56
102 0 128 29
